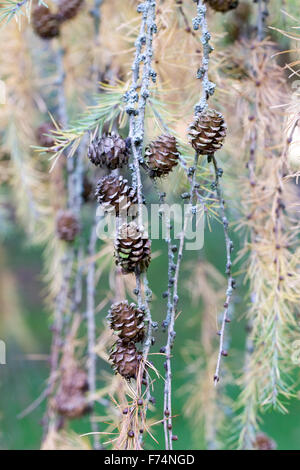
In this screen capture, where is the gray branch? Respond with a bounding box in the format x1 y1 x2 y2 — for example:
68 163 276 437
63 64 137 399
211 155 234 385
124 0 157 434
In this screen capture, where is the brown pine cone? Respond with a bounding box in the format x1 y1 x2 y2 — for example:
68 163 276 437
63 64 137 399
87 132 130 170
188 109 227 155
145 135 180 178
205 0 239 13
253 433 276 451
56 210 80 242
57 0 84 22
109 339 141 380
108 301 145 343
36 122 56 147
95 175 137 217
32 4 60 39
81 176 94 203
115 222 151 274
53 368 90 419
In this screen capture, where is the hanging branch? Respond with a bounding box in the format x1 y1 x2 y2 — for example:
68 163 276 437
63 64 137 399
192 0 234 385
192 0 215 115
44 35 86 435
160 0 216 449
125 0 157 227
161 148 200 449
123 0 157 434
44 40 72 434
211 155 234 384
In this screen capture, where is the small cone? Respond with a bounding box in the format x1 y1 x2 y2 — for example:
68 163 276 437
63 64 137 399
188 109 226 155
205 0 239 13
87 132 130 170
145 135 180 177
108 301 145 343
32 4 60 39
253 433 276 451
53 368 90 419
109 339 141 380
57 0 84 22
81 176 94 203
36 122 56 147
115 222 151 274
95 175 137 217
56 210 80 242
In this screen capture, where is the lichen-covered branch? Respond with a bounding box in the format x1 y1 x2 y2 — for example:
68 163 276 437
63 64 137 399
124 0 157 433
192 0 215 114
211 155 234 385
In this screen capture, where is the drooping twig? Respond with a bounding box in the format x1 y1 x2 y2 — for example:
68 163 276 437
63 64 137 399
192 0 235 386
125 0 157 227
192 0 215 114
161 0 215 449
118 2 157 447
124 1 156 376
44 37 85 436
211 155 234 385
162 148 200 449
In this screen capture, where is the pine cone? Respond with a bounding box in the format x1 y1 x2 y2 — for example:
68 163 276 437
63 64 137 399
36 122 56 147
145 135 180 177
115 222 151 274
82 176 94 203
57 0 84 22
95 175 137 217
32 4 60 39
56 210 80 242
253 433 276 451
53 368 90 419
87 132 130 170
109 339 141 380
188 109 227 155
108 301 145 343
205 0 239 13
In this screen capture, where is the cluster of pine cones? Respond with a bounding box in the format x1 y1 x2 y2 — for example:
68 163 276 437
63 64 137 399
88 110 227 378
89 132 153 275
87 132 149 379
32 0 84 39
89 131 181 179
88 130 180 381
108 301 145 380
